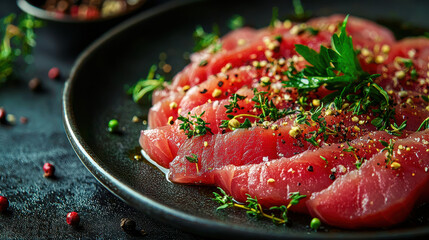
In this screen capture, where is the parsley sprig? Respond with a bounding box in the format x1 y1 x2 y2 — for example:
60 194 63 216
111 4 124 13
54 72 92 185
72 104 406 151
284 16 394 131
1 14 42 85
213 187 306 224
178 111 213 138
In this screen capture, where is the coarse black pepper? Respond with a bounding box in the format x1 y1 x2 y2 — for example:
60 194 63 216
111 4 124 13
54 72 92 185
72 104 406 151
217 81 224 87
200 89 208 94
329 173 336 180
307 166 313 172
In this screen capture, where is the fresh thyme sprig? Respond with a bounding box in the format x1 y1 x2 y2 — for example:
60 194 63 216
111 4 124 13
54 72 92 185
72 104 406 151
224 93 247 113
283 16 395 131
1 14 42 85
178 111 213 138
380 139 395 166
220 90 295 130
417 117 429 131
193 25 222 53
128 64 165 103
385 121 407 136
295 105 337 147
343 142 365 169
212 187 306 225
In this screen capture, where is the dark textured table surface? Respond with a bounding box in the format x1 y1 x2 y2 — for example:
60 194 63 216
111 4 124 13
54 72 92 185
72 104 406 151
0 1 202 239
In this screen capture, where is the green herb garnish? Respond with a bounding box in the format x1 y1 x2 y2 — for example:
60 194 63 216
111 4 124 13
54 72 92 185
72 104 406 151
417 117 429 131
1 14 42 86
284 15 394 131
178 111 213 138
228 15 245 30
193 25 222 53
380 139 395 166
213 187 306 225
185 153 199 173
128 65 165 103
269 7 279 28
385 120 407 136
343 142 365 169
224 93 247 113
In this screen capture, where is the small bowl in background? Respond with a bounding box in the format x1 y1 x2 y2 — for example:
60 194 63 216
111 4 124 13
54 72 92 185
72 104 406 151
17 0 149 56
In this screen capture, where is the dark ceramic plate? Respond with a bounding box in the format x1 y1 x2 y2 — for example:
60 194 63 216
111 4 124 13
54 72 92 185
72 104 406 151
63 0 429 239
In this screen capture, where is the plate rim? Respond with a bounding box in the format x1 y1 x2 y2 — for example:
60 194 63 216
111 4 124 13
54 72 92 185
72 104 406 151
62 0 429 238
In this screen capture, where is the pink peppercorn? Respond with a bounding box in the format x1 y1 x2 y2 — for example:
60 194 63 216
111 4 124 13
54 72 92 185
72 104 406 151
48 67 60 80
66 211 80 225
43 163 55 177
0 196 9 212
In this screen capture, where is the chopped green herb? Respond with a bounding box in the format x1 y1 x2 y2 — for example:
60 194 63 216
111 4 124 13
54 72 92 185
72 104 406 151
343 142 365 169
417 117 429 131
292 0 305 18
252 88 294 122
178 111 213 138
287 192 306 207
193 25 222 53
269 7 279 28
1 14 42 86
128 65 165 103
385 120 407 136
380 139 395 166
185 153 199 173
228 15 245 30
320 155 328 165
199 59 208 67
224 93 247 113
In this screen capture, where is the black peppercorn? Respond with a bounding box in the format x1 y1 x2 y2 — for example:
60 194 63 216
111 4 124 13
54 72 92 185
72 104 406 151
120 218 136 232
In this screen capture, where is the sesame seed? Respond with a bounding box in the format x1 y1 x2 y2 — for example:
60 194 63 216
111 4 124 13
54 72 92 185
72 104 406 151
237 39 246 46
132 116 140 123
312 99 321 107
375 55 385 64
204 141 208 147
289 126 301 138
358 120 365 125
353 126 361 132
381 44 390 53
351 116 359 122
283 20 292 29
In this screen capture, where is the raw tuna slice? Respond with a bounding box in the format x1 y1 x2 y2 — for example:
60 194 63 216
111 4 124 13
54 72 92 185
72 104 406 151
306 130 429 229
139 126 187 168
377 38 429 93
167 109 383 185
213 131 397 213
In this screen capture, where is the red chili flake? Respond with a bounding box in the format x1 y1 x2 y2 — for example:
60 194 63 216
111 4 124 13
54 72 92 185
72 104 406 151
48 67 60 80
0 196 9 212
66 212 80 225
43 163 55 178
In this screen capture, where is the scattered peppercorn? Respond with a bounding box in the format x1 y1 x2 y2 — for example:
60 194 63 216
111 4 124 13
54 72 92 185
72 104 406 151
43 163 55 178
307 165 313 172
48 67 60 80
0 196 9 212
66 211 80 226
329 173 336 180
120 218 136 232
20 117 28 124
0 107 6 124
108 119 119 132
28 77 41 91
310 217 321 230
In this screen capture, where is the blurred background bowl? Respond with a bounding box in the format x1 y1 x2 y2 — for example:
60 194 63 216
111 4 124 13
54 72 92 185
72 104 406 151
17 0 152 57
